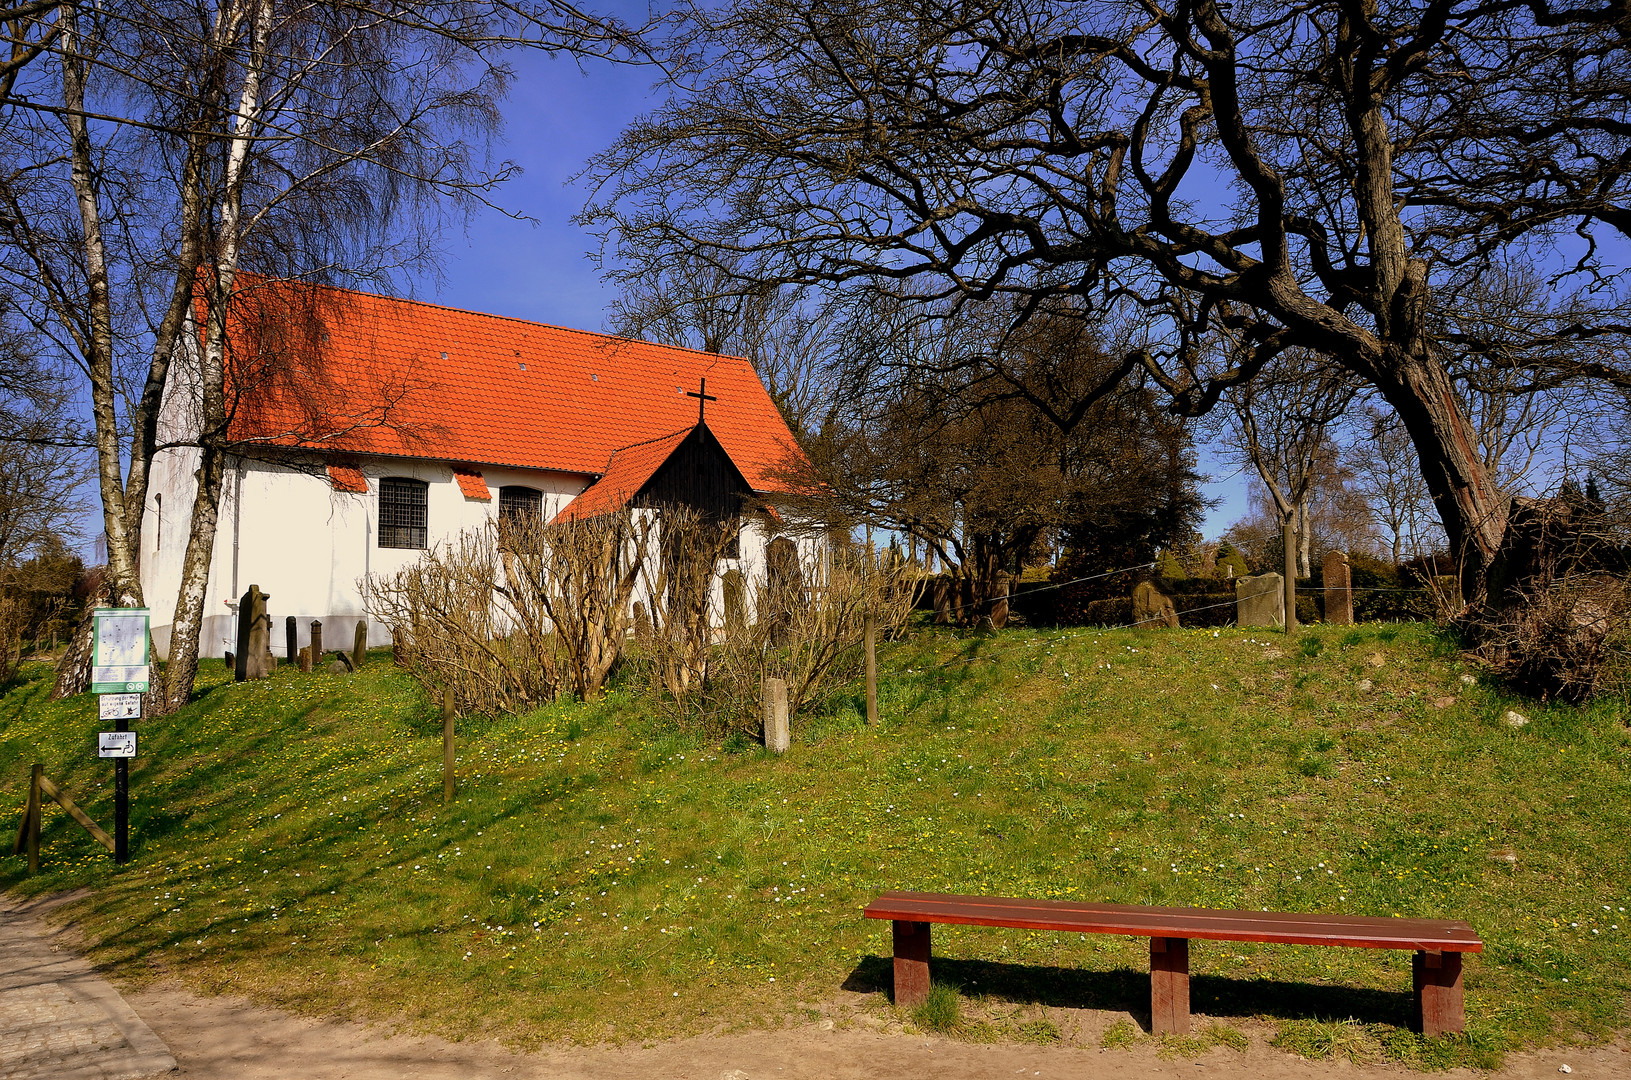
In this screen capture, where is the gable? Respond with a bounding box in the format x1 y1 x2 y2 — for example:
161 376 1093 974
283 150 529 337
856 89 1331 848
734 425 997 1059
220 276 807 493
635 424 754 519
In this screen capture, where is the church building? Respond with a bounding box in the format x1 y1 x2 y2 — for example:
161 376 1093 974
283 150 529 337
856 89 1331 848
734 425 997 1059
139 279 817 659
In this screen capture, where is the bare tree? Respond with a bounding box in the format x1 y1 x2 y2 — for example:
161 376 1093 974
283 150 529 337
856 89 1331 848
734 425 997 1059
1218 352 1358 628
608 254 839 440
0 0 648 707
584 0 1631 614
1346 406 1441 566
0 316 87 566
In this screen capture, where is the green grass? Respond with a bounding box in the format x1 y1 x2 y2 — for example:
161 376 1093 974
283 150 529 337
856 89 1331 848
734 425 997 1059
0 622 1627 1067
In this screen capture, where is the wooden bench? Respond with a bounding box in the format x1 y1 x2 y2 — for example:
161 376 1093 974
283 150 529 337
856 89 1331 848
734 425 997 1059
864 891 1483 1036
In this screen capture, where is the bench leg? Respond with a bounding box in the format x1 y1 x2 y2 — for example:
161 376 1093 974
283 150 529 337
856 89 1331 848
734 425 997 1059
1150 936 1190 1035
892 920 931 1007
1413 950 1464 1036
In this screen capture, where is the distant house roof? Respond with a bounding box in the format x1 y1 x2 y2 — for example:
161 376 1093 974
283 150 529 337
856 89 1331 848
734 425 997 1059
221 277 807 493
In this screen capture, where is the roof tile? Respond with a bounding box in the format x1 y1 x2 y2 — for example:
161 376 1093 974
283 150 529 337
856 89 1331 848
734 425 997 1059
225 278 808 493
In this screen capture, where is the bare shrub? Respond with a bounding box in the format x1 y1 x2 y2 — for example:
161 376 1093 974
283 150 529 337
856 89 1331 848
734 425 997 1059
635 507 743 716
513 511 653 701
1468 487 1631 702
366 528 561 715
366 508 653 712
642 539 920 735
1475 573 1631 703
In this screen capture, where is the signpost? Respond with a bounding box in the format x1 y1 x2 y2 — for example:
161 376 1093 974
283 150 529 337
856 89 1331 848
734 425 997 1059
92 607 148 864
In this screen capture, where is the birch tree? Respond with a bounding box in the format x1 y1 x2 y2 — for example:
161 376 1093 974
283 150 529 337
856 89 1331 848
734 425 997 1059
0 0 646 707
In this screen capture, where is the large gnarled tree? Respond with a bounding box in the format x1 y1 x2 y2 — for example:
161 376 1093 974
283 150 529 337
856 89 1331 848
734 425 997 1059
586 0 1631 609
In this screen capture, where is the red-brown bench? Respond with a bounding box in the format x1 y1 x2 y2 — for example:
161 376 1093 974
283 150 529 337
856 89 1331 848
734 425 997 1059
864 891 1483 1036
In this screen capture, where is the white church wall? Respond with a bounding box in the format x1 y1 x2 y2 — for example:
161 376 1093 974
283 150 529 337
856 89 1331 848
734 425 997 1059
143 451 594 660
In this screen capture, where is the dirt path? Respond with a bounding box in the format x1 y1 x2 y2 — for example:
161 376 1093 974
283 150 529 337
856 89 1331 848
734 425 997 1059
121 983 1628 1080
8 889 1627 1080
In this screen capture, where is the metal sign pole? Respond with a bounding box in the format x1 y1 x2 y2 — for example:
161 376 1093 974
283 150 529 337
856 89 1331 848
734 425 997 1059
114 754 128 864
92 608 149 867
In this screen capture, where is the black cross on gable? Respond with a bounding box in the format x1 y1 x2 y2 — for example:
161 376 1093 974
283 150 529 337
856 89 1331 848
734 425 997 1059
686 377 718 424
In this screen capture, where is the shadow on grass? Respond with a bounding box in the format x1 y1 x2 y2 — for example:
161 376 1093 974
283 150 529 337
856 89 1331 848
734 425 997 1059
843 955 1415 1032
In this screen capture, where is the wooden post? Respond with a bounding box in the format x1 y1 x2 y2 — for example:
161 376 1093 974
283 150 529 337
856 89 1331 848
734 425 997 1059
1413 950 1465 1036
353 619 368 670
864 613 878 727
442 686 456 805
763 678 789 752
1282 516 1298 634
27 763 41 873
892 919 931 1007
1150 936 1190 1034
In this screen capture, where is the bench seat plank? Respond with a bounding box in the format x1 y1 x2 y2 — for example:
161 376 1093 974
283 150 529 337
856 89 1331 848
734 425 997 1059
864 890 1483 953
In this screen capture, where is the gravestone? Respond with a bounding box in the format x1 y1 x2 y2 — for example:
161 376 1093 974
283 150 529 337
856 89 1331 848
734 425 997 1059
309 620 323 666
722 569 747 637
392 627 408 666
931 577 952 625
1132 580 1180 628
352 619 368 669
1236 573 1285 628
989 571 1013 629
285 616 298 668
763 677 789 753
325 659 349 675
632 600 652 639
1323 551 1353 625
298 645 312 672
234 585 275 681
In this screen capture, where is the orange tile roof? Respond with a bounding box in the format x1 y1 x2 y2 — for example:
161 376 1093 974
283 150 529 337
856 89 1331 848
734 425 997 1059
452 466 490 500
224 277 807 492
327 464 367 493
551 428 689 523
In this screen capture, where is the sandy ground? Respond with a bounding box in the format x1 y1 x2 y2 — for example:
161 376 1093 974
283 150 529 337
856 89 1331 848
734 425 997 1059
120 983 1631 1080
12 890 1628 1080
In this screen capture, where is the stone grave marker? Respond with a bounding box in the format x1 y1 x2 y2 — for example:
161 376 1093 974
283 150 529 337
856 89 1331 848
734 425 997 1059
763 677 789 753
285 616 298 668
1323 551 1353 625
309 620 323 666
1132 580 1180 628
1235 573 1284 628
990 571 1013 628
352 619 368 669
234 585 275 681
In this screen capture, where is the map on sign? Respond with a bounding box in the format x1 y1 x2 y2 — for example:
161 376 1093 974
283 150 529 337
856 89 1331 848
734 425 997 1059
98 731 137 758
91 608 151 694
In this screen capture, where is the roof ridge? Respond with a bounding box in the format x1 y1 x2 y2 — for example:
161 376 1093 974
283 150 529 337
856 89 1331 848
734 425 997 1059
237 274 754 367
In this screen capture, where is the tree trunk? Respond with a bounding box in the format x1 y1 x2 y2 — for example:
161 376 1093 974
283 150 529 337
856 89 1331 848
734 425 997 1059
1297 502 1312 579
160 447 227 712
1282 513 1297 634
1371 347 1509 607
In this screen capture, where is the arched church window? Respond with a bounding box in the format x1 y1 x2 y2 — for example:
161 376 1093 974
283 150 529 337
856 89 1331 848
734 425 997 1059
379 477 428 549
498 485 543 523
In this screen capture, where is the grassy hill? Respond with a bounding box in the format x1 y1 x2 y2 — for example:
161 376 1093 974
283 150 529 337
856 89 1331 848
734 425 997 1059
1 622 1627 1067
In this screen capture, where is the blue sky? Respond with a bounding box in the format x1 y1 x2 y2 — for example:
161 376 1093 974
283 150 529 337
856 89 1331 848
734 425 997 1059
402 50 1253 538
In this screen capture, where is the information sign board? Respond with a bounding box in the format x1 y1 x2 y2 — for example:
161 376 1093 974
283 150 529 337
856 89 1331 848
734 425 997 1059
91 608 150 694
98 731 137 758
99 693 142 722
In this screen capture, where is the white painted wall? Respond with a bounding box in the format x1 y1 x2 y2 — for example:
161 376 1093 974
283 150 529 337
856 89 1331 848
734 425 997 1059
142 453 592 659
